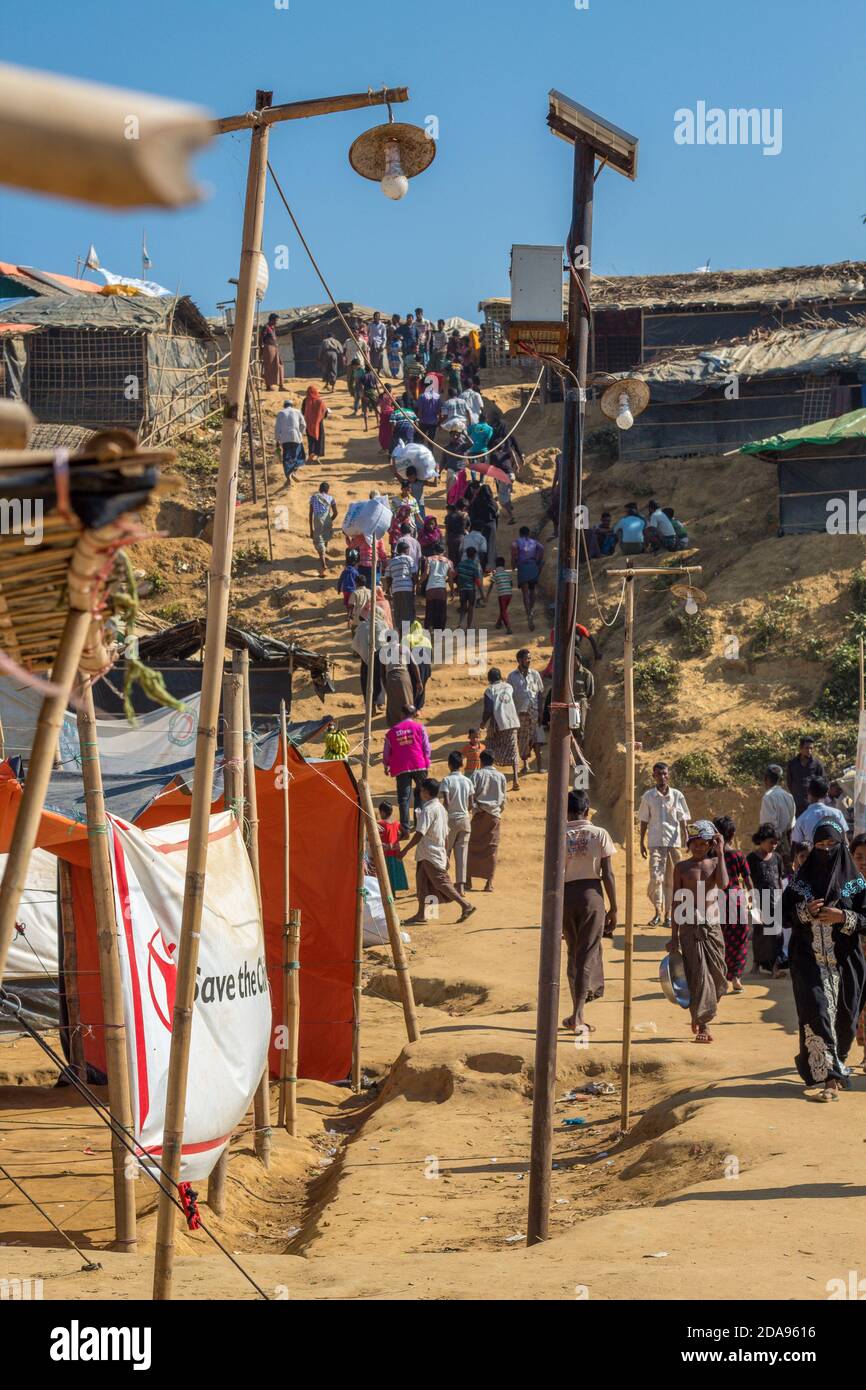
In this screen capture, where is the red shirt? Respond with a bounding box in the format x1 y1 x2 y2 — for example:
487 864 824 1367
377 821 400 857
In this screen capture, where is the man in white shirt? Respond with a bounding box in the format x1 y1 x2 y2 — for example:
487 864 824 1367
760 764 796 869
274 399 306 484
460 385 484 425
645 499 678 553
399 777 475 923
638 762 690 927
439 750 475 892
367 311 387 370
508 649 545 776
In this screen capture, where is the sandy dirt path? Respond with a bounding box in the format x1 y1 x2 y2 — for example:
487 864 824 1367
2 378 864 1300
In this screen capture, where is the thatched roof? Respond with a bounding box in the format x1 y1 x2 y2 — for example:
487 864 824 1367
0 291 212 338
480 260 866 316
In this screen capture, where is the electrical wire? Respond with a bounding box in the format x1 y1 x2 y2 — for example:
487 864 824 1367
265 159 544 463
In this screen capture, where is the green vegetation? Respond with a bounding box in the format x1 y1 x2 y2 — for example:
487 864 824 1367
584 427 618 463
633 650 680 714
145 568 168 596
175 438 220 476
232 542 269 576
748 587 805 656
666 601 712 657
850 568 866 614
728 721 857 784
155 600 190 625
670 750 725 788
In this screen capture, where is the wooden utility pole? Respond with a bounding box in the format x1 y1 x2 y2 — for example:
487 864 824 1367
76 675 137 1252
608 565 702 1131
527 138 594 1248
240 649 271 1168
151 81 410 1302
859 636 864 713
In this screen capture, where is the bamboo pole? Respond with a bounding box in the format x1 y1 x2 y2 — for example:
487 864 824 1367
252 369 274 563
75 675 137 1252
0 606 92 984
620 576 636 1132
278 699 291 1130
207 664 243 1216
285 909 301 1138
350 807 366 1092
240 649 271 1168
358 779 419 1043
152 111 270 1302
58 859 86 1081
859 636 864 713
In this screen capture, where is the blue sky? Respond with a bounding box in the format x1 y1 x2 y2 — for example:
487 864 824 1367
2 0 865 320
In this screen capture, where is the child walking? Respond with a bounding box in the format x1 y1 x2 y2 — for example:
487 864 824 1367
377 800 408 894
489 556 514 634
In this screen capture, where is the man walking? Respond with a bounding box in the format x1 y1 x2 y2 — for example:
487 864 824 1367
399 777 476 924
638 761 690 928
382 706 431 835
439 750 474 894
572 651 595 742
508 648 545 776
275 397 306 485
786 736 825 817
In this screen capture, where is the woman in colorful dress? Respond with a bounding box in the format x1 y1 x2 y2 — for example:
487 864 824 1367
713 816 754 994
781 821 866 1101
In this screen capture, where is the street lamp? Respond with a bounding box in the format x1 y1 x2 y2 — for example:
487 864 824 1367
599 376 650 432
349 110 436 200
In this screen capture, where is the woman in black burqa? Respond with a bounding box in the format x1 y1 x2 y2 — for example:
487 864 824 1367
781 821 866 1101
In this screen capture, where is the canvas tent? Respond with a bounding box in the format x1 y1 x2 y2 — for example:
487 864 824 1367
740 407 866 535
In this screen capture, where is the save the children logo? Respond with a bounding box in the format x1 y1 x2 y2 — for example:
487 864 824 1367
168 707 197 747
146 929 177 1030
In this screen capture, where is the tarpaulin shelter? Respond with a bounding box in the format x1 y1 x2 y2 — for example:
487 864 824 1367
740 407 866 535
0 290 213 438
0 738 361 1085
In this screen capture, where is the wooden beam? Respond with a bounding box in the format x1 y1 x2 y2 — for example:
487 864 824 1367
216 87 408 135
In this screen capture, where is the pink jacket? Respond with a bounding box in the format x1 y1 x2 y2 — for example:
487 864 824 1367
383 719 431 777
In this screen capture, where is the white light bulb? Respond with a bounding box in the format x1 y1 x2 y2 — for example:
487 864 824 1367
381 141 409 200
685 593 698 616
615 393 634 430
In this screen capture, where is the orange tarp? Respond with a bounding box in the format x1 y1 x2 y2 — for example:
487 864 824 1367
0 747 361 1085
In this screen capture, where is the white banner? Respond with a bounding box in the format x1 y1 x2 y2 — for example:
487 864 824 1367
108 811 270 1181
1 847 58 980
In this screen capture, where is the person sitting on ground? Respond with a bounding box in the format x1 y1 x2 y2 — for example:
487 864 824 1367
663 506 689 550
613 502 646 555
670 821 729 1044
644 499 678 553
398 777 476 924
592 511 617 557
